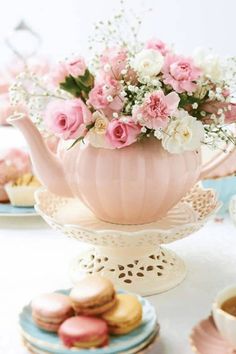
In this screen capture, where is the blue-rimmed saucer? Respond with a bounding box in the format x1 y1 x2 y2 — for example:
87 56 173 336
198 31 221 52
0 203 37 216
202 176 236 215
22 325 159 354
19 289 158 354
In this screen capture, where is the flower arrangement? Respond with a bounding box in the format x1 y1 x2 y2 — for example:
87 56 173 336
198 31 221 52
10 11 236 154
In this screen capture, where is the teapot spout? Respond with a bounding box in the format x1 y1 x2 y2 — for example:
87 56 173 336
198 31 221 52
8 113 73 197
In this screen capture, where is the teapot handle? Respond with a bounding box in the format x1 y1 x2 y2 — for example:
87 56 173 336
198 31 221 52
199 143 236 180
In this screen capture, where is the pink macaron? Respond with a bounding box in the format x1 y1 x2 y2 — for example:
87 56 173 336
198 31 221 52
58 316 109 348
31 293 74 332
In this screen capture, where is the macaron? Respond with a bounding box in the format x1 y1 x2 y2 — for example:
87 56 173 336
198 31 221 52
31 293 74 332
58 316 109 348
101 293 142 334
70 275 116 315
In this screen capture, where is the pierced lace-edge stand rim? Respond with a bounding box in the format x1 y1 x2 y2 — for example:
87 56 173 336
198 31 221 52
35 184 220 296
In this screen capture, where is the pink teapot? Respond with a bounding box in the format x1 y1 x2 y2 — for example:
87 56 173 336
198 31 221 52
8 113 234 225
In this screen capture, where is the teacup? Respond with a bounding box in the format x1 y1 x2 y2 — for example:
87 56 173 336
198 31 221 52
212 286 236 348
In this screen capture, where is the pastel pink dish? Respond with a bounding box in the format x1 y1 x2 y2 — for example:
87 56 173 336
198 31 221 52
58 316 109 348
31 293 74 332
190 317 235 354
9 114 232 225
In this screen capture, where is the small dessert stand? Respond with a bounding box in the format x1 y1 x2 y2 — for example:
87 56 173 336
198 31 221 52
35 184 219 296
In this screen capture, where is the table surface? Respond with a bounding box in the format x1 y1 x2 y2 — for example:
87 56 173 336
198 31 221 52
1 213 236 354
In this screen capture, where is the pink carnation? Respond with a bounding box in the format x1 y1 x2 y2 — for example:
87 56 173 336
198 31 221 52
134 91 180 129
65 56 86 77
146 39 169 56
162 54 202 93
106 118 141 148
44 99 92 140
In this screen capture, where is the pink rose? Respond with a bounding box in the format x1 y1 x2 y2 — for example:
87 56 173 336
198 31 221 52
162 54 202 93
50 62 69 86
106 118 141 148
201 101 236 124
100 47 128 80
65 56 86 77
44 99 92 140
88 84 107 109
134 91 180 129
146 39 169 56
88 78 123 112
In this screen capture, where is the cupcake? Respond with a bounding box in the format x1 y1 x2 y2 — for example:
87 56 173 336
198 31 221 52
5 173 41 207
0 148 31 202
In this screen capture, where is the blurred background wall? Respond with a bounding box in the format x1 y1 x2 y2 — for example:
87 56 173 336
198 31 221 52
0 0 235 63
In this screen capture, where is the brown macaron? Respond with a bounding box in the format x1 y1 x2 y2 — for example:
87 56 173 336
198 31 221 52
31 293 74 332
70 275 116 315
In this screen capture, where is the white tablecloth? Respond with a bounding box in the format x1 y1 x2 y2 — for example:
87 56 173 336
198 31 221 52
1 214 236 354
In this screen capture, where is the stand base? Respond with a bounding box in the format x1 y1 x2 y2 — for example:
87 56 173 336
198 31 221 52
70 246 186 296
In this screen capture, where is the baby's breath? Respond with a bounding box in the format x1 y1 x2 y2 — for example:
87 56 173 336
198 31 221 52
10 68 70 131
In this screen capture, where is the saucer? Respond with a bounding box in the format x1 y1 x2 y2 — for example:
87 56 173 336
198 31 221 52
19 289 158 354
203 176 236 215
22 327 159 354
0 202 37 216
190 316 236 354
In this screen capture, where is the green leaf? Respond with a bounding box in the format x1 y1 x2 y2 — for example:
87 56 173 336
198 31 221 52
60 70 95 100
86 122 95 130
60 76 82 98
75 70 94 93
67 136 84 150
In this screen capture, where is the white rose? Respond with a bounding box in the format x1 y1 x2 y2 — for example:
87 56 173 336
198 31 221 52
162 109 205 154
132 49 164 78
194 48 222 82
87 112 112 149
87 129 112 149
92 111 109 134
